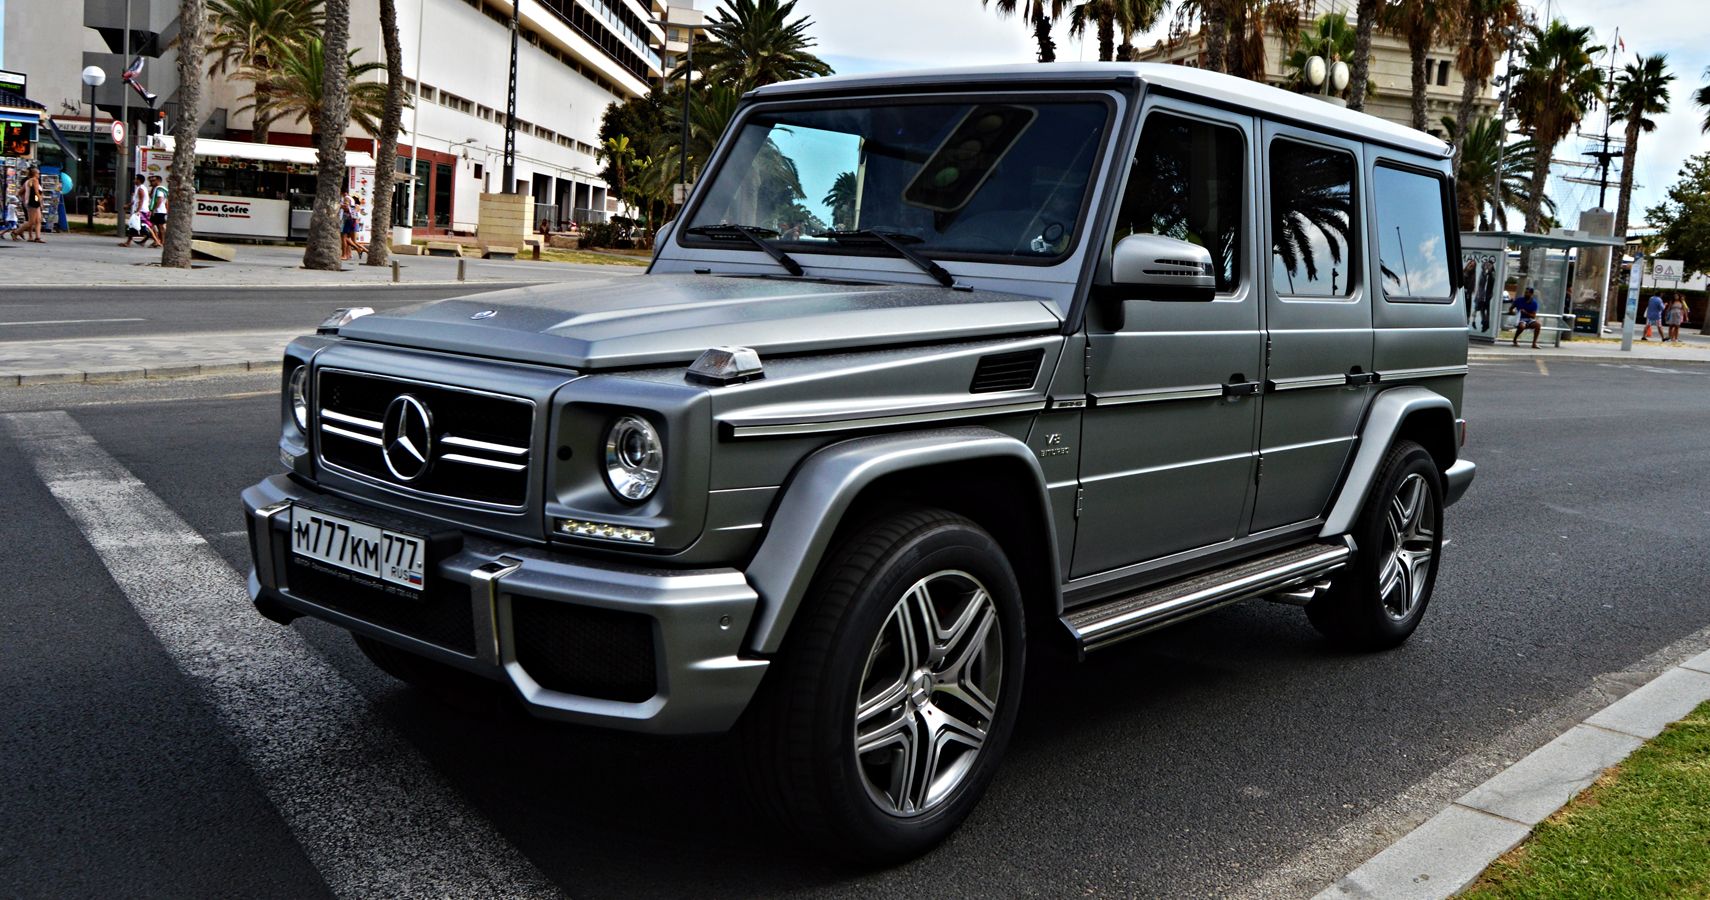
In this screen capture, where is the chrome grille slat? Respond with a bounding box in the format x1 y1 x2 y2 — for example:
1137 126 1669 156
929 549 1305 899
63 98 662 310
314 369 535 509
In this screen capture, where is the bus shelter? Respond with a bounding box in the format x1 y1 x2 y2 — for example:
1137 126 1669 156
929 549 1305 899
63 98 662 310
1460 230 1625 346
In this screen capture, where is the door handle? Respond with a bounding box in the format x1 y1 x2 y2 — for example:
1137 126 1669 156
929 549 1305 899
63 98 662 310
1345 369 1377 386
1222 379 1263 398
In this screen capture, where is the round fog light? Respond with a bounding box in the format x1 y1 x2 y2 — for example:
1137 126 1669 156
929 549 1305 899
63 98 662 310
604 415 663 501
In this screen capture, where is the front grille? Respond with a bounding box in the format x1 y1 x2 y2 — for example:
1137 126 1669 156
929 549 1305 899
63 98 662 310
285 555 477 656
316 369 534 508
511 595 658 702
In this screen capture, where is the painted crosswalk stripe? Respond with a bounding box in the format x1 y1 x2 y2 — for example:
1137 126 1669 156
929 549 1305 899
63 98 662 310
3 410 559 899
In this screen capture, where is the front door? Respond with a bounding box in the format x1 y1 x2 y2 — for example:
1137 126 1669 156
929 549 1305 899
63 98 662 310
1252 123 1373 532
1072 102 1263 578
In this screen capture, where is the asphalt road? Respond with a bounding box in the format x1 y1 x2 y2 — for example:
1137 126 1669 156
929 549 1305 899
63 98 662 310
0 285 533 342
3 356 1708 898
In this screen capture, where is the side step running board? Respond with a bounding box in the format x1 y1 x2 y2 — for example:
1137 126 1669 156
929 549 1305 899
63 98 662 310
1063 537 1355 654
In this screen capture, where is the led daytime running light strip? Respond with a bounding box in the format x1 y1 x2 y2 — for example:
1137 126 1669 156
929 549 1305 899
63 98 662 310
556 517 656 544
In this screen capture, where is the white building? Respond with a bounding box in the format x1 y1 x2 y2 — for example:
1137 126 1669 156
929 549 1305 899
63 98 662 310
4 0 674 234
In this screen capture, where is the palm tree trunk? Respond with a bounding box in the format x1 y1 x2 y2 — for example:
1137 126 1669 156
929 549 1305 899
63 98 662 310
1607 116 1642 320
1452 36 1482 178
365 0 405 268
1033 7 1057 62
1098 11 1115 61
162 0 205 269
1408 34 1429 131
1204 10 1228 73
1347 0 1377 110
304 0 351 270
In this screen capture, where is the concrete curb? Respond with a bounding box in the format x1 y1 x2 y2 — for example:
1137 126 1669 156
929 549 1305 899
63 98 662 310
1315 646 1710 899
1 359 279 388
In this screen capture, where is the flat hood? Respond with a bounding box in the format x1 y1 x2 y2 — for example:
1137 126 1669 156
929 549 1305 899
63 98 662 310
335 274 1062 370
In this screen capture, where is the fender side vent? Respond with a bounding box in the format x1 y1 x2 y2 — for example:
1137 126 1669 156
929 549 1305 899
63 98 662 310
970 348 1045 394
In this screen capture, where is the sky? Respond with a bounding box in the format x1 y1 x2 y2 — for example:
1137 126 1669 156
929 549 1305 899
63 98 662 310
792 0 1710 232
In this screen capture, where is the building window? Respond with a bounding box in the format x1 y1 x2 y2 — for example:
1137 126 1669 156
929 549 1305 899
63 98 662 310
1437 60 1450 86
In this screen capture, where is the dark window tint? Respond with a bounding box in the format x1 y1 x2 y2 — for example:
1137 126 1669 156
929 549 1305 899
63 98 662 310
1269 139 1357 297
1112 112 1245 292
1373 166 1454 301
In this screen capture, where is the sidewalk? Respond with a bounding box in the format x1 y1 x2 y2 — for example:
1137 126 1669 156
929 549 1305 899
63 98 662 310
0 232 638 287
1470 329 1710 364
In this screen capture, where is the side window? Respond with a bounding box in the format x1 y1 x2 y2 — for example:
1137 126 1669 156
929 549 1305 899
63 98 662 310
1269 139 1358 298
1373 165 1455 302
1111 111 1245 293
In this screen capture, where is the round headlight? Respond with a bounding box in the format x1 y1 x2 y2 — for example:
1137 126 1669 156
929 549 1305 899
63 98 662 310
288 365 310 431
603 415 663 502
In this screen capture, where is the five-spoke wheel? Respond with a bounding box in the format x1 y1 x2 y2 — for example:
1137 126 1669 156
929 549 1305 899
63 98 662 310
738 508 1025 863
1308 440 1445 649
854 570 1004 817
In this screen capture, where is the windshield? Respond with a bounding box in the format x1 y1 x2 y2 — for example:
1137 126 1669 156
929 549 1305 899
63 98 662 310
683 97 1112 263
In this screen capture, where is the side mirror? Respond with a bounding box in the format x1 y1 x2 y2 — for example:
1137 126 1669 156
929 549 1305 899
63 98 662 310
1110 233 1217 301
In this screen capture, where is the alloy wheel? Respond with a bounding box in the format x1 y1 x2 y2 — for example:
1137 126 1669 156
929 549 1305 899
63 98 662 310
852 570 1004 817
1378 472 1436 621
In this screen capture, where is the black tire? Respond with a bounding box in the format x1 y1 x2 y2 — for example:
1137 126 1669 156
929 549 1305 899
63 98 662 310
352 633 508 713
738 508 1027 864
1308 440 1445 650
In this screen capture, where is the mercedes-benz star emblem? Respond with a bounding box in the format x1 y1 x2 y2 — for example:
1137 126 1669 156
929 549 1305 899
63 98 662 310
381 394 434 482
469 309 498 320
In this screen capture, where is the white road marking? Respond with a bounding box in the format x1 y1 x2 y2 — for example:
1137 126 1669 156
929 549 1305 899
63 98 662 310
3 410 558 899
0 317 149 326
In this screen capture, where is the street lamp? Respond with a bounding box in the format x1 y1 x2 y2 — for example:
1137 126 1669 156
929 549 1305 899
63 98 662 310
1304 55 1350 104
82 65 106 229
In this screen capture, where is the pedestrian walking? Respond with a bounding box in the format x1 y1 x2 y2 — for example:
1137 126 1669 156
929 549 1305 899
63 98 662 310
119 174 147 247
144 175 168 247
22 167 45 242
339 190 365 261
1665 293 1688 343
1642 292 1666 340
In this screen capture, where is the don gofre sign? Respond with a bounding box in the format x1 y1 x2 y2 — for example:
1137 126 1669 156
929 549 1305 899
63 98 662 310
190 193 290 239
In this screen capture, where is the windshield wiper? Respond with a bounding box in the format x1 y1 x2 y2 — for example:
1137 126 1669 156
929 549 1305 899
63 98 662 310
816 229 956 288
683 224 804 276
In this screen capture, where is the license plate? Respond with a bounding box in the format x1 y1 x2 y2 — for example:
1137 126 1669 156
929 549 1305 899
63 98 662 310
289 507 426 591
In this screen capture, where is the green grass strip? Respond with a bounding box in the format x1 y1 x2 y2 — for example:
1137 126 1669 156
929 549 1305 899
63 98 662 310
1464 699 1710 900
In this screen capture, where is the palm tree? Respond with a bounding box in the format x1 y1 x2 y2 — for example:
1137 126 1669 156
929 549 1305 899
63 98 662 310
1285 12 1358 94
206 0 323 144
1442 115 1552 230
164 0 207 269
1608 54 1673 313
984 0 1067 63
1347 0 1379 110
365 0 407 268
1695 67 1710 132
1382 0 1463 131
1450 0 1523 176
822 171 856 230
1174 0 1300 78
1510 20 1604 239
1271 144 1355 289
682 0 833 90
1069 0 1121 61
244 38 388 137
658 82 744 188
303 0 351 271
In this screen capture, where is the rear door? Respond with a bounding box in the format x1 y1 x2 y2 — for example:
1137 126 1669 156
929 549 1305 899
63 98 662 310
1251 123 1373 533
1072 100 1263 577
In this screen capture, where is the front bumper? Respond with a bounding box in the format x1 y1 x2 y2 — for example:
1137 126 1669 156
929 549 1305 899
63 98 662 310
242 475 768 734
1443 458 1476 507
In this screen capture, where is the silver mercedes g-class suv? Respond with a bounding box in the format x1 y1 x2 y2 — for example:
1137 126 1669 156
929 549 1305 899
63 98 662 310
242 62 1475 861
